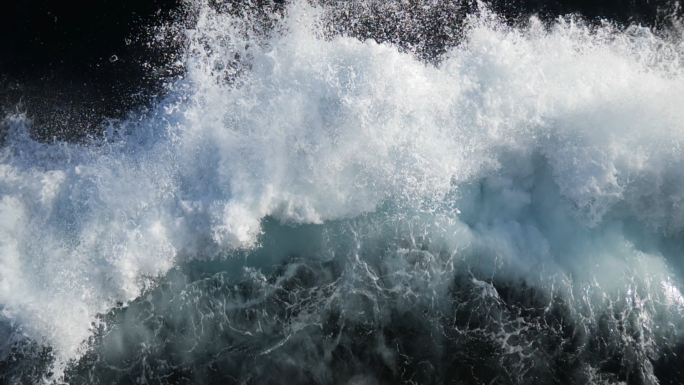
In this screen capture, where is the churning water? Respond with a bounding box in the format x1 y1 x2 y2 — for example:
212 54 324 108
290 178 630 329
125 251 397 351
3 1 684 383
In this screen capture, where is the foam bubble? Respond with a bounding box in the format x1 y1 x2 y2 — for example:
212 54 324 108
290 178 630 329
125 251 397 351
3 1 684 381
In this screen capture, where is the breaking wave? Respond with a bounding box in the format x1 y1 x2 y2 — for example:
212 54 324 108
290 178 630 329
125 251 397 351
3 1 684 383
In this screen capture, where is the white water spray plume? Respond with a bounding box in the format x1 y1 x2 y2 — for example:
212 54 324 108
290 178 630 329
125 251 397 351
2 1 684 383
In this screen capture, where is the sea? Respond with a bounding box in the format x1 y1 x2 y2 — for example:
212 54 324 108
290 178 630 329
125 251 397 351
2 0 684 383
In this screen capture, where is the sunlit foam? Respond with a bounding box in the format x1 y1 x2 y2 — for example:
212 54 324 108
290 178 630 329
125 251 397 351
2 0 684 382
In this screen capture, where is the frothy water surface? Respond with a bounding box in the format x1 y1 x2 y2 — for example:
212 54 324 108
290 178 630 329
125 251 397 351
3 1 684 383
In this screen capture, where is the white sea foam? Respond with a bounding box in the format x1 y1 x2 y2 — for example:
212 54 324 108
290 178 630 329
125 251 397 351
2 1 684 381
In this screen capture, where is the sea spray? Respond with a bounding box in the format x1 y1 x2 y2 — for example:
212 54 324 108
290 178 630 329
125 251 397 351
2 1 684 383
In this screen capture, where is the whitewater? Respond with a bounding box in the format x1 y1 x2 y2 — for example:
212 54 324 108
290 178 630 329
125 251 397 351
2 1 684 383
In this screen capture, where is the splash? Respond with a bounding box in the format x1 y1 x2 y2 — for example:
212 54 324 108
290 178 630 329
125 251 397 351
2 1 684 383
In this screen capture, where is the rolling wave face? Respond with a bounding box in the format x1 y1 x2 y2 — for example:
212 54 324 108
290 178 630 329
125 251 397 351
2 1 684 383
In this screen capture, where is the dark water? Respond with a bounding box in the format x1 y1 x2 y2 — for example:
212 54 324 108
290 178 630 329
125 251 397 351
2 1 684 384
